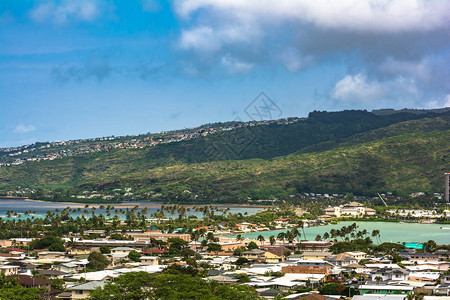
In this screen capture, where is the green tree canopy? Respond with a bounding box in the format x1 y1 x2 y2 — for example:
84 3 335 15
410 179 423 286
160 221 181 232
87 252 110 271
128 250 141 262
89 272 262 300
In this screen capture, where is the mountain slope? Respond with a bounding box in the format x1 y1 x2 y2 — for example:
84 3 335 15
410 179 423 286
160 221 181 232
73 129 449 200
0 110 449 200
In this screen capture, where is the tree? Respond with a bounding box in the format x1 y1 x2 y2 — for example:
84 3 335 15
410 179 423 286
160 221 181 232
233 246 246 256
89 271 155 300
236 234 243 242
100 246 111 254
87 252 109 271
257 235 265 246
247 241 258 250
128 250 141 262
269 235 276 245
0 273 42 300
29 236 65 252
236 257 249 265
423 240 437 252
277 232 286 245
235 273 251 283
50 278 65 291
207 243 222 254
319 283 355 296
168 237 189 254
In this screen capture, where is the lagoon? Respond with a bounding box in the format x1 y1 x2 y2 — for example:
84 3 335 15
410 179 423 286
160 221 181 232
0 198 262 219
230 221 450 245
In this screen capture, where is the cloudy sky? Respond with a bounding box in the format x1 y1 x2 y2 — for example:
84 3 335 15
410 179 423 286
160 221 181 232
1 0 450 147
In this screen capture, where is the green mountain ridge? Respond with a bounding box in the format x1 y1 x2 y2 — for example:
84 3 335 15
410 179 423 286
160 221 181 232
0 110 449 202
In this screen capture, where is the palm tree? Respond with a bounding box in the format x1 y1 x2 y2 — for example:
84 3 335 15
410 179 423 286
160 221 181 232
298 220 306 240
269 235 276 245
372 230 381 243
277 232 286 245
236 234 243 242
257 235 265 246
291 228 301 242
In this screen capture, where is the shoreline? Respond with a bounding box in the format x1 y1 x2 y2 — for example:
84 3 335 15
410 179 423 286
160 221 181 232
0 197 268 210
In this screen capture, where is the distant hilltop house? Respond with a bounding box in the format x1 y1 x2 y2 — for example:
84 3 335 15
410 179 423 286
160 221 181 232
323 201 376 218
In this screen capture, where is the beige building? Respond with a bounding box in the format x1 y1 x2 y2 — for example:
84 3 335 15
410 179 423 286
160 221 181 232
110 247 136 255
140 256 159 265
302 251 333 260
0 265 19 276
68 247 93 256
324 202 376 217
343 251 367 260
242 249 265 261
67 281 106 299
125 231 190 242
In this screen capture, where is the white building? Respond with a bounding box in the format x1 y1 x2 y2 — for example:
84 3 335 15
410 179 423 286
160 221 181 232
324 202 376 217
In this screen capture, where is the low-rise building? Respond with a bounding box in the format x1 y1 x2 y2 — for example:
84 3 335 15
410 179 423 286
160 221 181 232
359 284 414 295
299 241 332 252
140 256 159 266
302 251 333 260
243 249 266 261
69 281 106 299
325 254 358 266
110 247 136 256
0 265 19 276
324 202 376 218
370 267 409 281
343 251 367 260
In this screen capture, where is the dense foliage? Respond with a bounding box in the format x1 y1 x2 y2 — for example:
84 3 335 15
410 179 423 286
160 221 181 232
88 271 262 300
0 274 42 300
87 252 110 271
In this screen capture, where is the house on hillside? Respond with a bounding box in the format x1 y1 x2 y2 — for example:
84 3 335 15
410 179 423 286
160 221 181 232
370 267 410 281
261 246 291 263
243 249 266 261
65 281 106 300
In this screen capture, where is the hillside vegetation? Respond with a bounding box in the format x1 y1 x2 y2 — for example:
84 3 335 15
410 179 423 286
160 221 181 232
0 110 449 201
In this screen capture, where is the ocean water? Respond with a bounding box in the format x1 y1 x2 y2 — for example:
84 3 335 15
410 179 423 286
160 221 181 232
0 199 262 219
230 221 450 245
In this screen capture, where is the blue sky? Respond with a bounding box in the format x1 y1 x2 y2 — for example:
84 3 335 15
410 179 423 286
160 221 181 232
1 0 450 147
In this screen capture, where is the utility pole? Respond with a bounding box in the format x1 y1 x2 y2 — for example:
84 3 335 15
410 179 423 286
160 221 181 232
445 173 450 203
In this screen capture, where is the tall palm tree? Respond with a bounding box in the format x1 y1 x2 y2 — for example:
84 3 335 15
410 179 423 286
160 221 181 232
257 235 265 246
269 235 276 245
277 232 286 245
236 234 243 242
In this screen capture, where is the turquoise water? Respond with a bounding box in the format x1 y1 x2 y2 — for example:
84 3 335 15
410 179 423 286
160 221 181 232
404 243 424 249
230 221 450 245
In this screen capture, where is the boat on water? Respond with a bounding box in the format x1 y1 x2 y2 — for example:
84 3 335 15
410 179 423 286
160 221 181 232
399 221 404 224
440 227 450 230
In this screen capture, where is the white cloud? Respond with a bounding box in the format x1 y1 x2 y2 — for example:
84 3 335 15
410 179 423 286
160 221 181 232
173 0 450 106
445 95 450 107
331 73 422 107
332 73 384 103
278 48 312 72
179 23 260 53
220 55 254 74
175 0 450 33
180 26 219 52
14 124 36 134
29 0 102 24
